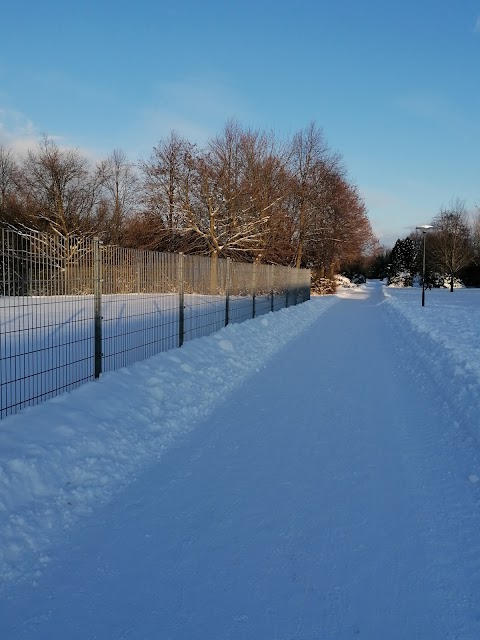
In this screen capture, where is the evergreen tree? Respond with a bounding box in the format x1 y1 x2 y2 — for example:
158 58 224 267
387 237 418 286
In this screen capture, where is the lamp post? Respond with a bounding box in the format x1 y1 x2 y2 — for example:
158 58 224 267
416 224 434 306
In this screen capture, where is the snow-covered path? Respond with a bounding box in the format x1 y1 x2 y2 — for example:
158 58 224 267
3 281 480 639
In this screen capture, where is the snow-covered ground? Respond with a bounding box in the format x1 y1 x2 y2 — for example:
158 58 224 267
384 285 480 431
2 281 480 639
1 291 284 417
0 293 338 587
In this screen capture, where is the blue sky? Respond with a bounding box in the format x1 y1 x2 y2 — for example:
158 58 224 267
1 0 479 246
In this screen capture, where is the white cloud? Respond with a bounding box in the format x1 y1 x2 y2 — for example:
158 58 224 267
0 108 108 165
0 108 39 156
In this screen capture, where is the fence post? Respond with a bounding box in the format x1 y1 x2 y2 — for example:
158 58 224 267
294 268 298 306
93 237 103 379
252 263 257 318
178 252 185 347
285 267 290 308
270 264 275 312
225 257 231 326
136 255 141 294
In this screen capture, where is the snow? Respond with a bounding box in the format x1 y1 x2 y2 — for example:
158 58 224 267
0 294 339 587
384 286 480 427
2 281 480 638
1 292 286 416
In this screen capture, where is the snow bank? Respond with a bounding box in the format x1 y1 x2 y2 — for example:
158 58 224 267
383 286 480 432
0 296 338 587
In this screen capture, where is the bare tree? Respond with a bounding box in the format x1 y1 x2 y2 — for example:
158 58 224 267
471 208 480 264
326 175 377 270
240 130 292 264
139 131 195 251
287 122 331 268
18 135 102 238
98 149 139 245
9 136 107 288
430 198 473 291
0 146 17 211
0 145 35 230
51 118 380 282
178 122 282 260
286 123 375 279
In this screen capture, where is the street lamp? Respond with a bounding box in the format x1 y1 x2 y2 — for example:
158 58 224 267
416 224 434 306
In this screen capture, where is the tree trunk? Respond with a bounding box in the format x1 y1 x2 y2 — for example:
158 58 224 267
295 244 303 269
328 262 335 280
210 251 218 295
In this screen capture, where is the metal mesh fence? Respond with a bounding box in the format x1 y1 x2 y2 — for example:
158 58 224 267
101 247 180 372
183 254 228 342
1 228 311 419
0 229 95 417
